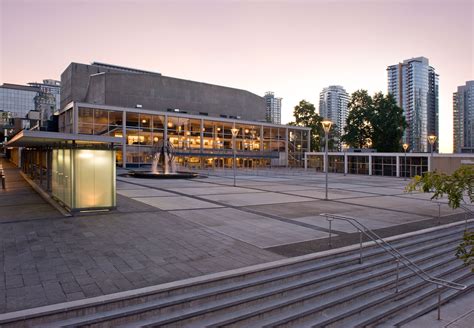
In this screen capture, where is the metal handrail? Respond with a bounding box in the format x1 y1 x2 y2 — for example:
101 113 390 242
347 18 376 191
459 205 474 231
321 213 467 291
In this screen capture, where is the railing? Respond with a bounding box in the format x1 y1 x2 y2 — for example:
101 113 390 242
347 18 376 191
321 212 468 320
459 204 474 231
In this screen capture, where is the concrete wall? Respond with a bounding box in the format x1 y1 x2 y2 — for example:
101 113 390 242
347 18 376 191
61 63 266 121
432 156 474 174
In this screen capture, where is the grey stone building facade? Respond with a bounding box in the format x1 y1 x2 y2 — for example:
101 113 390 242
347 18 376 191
61 62 266 121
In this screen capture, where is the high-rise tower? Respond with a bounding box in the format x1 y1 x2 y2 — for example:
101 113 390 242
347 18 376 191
387 57 439 152
319 85 349 149
453 81 474 153
264 92 282 124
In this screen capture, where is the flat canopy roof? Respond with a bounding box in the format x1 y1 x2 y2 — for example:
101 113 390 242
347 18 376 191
6 130 123 148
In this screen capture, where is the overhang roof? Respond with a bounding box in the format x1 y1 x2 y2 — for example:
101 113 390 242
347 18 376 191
6 130 123 148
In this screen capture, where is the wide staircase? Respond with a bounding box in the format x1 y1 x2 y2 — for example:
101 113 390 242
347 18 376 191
1 219 473 327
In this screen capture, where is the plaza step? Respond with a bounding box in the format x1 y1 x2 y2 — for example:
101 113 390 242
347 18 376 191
0 220 472 327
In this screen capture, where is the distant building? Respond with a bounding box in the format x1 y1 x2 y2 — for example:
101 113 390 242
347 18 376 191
453 80 474 153
263 92 282 124
0 83 38 119
0 81 60 141
28 79 61 112
61 62 265 121
319 85 349 149
387 57 439 152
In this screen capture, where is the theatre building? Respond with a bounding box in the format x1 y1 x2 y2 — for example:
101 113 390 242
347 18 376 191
57 62 310 168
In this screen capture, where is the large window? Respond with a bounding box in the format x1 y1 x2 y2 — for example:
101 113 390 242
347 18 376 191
78 107 123 136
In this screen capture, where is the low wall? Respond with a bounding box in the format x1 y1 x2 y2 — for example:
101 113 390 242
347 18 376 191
432 156 474 174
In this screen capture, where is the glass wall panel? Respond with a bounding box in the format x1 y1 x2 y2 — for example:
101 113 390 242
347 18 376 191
74 149 115 209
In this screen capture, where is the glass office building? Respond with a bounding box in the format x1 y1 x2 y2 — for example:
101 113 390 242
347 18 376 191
58 102 310 168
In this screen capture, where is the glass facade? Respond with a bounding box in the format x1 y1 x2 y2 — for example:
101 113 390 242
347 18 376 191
306 153 429 178
60 104 310 168
0 87 37 118
387 57 439 152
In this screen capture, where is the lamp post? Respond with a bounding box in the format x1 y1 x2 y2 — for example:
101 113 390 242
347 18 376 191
403 143 409 180
342 143 348 176
231 127 239 187
428 135 437 171
321 120 332 200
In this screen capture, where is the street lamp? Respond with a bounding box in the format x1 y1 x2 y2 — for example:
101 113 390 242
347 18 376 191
428 135 437 171
231 127 239 187
402 143 409 180
321 120 332 200
342 143 348 176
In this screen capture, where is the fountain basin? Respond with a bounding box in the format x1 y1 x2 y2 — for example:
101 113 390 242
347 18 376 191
126 171 199 179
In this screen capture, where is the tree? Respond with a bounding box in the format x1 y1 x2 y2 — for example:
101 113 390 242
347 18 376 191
371 93 407 152
406 166 474 271
341 90 373 149
341 90 407 151
288 100 328 151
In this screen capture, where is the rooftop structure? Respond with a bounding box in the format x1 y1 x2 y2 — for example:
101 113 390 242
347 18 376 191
60 62 266 121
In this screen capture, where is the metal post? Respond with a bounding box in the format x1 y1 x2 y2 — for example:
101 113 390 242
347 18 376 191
328 217 332 248
325 131 329 200
437 203 441 225
359 229 363 264
437 284 441 320
395 259 400 293
233 136 236 187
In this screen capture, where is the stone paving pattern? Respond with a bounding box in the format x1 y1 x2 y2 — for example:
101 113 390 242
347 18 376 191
0 158 472 314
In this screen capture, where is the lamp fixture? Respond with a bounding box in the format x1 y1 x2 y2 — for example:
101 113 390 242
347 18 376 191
321 120 332 134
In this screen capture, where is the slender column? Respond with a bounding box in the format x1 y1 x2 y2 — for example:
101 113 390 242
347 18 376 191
344 152 348 175
73 103 79 134
285 127 289 168
39 148 43 186
368 155 372 176
46 149 52 191
396 155 400 177
122 111 127 168
200 119 204 154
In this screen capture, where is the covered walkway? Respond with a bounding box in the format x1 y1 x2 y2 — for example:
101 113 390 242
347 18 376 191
0 155 63 223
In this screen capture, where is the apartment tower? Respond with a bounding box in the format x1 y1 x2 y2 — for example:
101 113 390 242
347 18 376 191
264 92 282 124
319 85 349 149
453 80 474 153
387 57 439 152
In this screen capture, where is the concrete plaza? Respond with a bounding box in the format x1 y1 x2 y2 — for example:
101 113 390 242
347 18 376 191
0 160 471 314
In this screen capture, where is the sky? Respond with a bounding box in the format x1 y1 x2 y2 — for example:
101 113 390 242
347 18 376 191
1 0 473 153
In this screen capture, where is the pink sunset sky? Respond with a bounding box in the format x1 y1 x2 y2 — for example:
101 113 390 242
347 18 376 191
1 0 473 153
